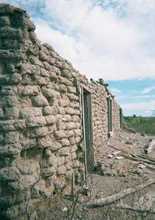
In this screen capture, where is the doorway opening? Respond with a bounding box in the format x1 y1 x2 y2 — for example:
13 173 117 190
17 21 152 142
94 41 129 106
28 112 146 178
107 97 112 134
120 108 122 128
81 88 94 174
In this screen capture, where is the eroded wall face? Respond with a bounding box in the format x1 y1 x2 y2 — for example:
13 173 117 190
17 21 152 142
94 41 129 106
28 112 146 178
0 5 84 220
0 4 122 220
112 99 121 132
80 78 109 166
91 85 108 164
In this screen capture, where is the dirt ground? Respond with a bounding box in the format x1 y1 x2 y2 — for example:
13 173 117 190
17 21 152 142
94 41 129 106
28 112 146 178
75 129 155 220
48 129 155 220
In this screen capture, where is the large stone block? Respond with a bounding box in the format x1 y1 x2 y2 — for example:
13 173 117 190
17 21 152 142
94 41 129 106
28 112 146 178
45 115 56 125
50 141 62 152
40 68 49 77
49 71 58 81
66 130 74 138
32 95 49 107
59 84 67 93
54 130 66 139
43 106 58 115
30 56 43 66
68 94 79 101
67 86 77 94
39 51 49 62
61 69 72 79
35 75 50 86
48 57 56 65
60 138 70 146
43 61 51 70
75 122 81 129
26 116 46 127
18 85 40 96
21 74 33 85
75 136 81 143
38 135 53 148
62 115 72 122
29 127 49 138
20 107 42 119
58 147 70 156
42 87 59 98
14 119 26 130
65 107 80 115
20 63 33 75
59 77 72 86
66 122 77 130
58 107 65 115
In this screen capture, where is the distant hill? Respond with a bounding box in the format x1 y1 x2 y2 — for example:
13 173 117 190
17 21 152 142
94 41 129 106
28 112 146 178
124 116 155 135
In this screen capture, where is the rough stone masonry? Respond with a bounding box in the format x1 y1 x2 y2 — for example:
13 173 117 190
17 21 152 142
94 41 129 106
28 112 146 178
0 4 121 220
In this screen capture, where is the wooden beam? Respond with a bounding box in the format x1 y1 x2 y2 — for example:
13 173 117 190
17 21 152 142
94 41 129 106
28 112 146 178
84 179 155 208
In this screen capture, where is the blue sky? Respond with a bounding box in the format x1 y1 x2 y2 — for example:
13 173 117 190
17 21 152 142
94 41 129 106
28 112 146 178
1 0 155 116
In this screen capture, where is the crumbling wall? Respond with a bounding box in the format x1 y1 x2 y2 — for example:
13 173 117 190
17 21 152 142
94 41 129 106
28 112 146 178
112 98 121 132
80 77 108 165
91 84 108 163
0 4 84 220
0 4 122 220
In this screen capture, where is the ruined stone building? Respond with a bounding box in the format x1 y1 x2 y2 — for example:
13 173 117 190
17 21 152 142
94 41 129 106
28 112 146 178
0 4 122 219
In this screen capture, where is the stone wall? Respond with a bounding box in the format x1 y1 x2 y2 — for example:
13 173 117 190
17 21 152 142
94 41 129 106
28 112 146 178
0 5 85 220
91 83 108 164
80 77 109 166
0 4 121 220
112 98 121 132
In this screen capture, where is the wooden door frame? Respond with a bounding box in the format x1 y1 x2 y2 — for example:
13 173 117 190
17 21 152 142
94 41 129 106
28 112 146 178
107 97 113 133
81 86 94 178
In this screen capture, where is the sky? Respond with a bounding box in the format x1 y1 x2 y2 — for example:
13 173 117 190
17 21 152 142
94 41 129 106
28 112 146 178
1 0 155 116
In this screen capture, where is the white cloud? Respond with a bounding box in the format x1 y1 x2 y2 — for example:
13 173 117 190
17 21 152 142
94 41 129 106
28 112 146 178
34 0 155 80
110 88 122 95
2 0 155 116
122 100 155 116
2 0 155 80
142 86 155 94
